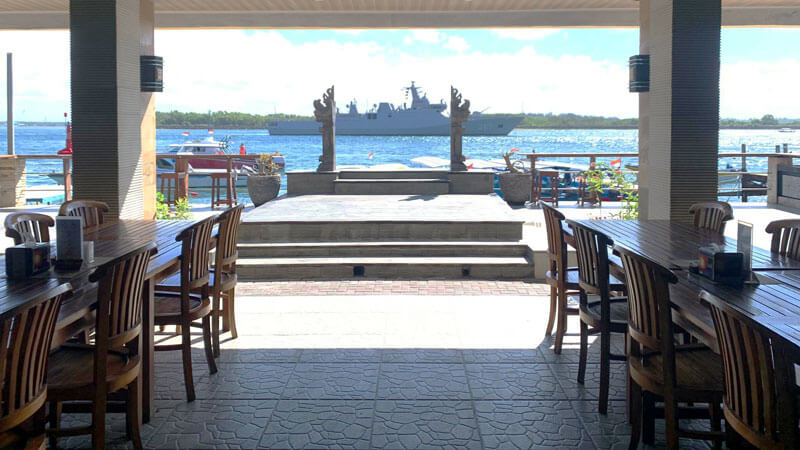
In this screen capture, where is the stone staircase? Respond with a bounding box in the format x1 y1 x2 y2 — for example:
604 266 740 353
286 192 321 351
236 194 534 281
333 170 450 195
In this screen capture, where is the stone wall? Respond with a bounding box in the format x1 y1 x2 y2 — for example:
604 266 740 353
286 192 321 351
0 157 26 207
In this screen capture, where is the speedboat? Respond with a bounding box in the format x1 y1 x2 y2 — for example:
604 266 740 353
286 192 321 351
156 136 285 188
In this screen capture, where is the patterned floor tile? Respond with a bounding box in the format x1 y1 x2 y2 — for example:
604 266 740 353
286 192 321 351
465 364 567 400
550 363 628 401
198 363 295 399
299 348 382 363
371 400 481 449
378 364 470 400
154 363 212 400
259 400 373 449
461 349 542 364
474 400 595 449
282 363 379 399
146 399 276 449
381 349 464 364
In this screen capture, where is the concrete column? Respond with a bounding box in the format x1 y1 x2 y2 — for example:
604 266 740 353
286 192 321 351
140 0 156 219
636 0 651 218
70 0 145 219
640 0 721 221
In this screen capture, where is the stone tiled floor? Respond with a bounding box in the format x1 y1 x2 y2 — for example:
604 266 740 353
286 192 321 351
238 280 550 297
53 285 717 449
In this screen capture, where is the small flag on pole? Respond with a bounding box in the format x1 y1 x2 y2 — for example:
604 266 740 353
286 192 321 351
182 131 190 136
208 129 214 135
468 163 474 170
510 148 520 153
610 158 622 166
367 152 374 159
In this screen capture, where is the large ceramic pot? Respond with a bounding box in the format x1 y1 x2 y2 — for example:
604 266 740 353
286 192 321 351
247 175 281 207
498 172 532 205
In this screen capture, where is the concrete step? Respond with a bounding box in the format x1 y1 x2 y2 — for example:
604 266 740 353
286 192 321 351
338 170 448 180
239 221 523 243
333 179 449 195
238 241 530 258
237 255 534 280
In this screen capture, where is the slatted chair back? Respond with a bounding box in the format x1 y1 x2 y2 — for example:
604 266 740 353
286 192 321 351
703 290 799 449
0 283 71 433
566 220 612 296
177 215 217 292
58 200 110 229
215 205 244 272
4 212 54 245
89 243 157 349
688 201 731 233
766 219 800 260
540 202 567 276
614 245 678 355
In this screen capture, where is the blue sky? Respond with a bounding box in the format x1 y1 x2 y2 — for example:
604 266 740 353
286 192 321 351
1 27 799 121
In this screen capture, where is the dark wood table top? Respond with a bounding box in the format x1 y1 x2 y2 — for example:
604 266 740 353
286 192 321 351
575 219 800 357
576 219 800 271
0 219 192 324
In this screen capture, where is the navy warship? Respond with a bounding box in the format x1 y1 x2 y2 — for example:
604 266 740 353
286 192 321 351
266 82 523 136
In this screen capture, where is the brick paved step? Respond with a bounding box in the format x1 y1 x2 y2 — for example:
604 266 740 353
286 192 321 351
238 241 529 258
239 221 523 242
237 256 534 280
333 179 449 195
338 170 448 179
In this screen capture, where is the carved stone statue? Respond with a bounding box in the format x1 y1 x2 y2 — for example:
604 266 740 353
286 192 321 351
450 86 470 172
314 86 336 172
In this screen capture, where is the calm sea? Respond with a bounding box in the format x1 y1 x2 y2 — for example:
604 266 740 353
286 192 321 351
0 126 796 204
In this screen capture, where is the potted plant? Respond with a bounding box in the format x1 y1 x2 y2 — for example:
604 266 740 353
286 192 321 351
498 149 532 205
246 153 282 207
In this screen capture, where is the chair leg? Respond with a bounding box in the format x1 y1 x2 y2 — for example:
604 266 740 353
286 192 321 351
180 318 196 402
91 389 107 450
577 319 588 384
710 397 723 450
202 315 218 374
664 391 679 450
554 289 568 354
599 328 611 414
642 391 655 445
226 289 238 339
212 290 221 357
545 286 557 337
127 380 143 450
48 401 61 450
628 379 642 450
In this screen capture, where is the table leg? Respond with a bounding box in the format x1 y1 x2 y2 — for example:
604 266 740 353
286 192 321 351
142 278 155 423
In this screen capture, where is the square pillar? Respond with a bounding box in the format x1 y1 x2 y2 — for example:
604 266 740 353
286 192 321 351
70 0 148 219
639 0 721 221
140 0 156 219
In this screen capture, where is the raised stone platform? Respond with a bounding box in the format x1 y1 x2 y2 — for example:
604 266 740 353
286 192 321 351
286 169 494 195
238 194 532 280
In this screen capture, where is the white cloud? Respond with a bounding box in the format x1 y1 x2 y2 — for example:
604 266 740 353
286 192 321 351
492 28 561 41
403 29 441 45
0 29 798 122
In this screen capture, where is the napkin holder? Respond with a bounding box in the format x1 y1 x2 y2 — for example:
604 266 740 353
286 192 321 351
5 242 51 280
698 245 743 285
55 216 83 271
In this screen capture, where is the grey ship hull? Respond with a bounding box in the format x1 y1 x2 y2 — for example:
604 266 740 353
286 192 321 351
268 115 522 136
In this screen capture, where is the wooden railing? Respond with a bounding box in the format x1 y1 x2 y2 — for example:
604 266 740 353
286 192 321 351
154 153 260 198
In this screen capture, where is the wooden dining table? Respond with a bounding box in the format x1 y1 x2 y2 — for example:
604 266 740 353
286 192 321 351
574 219 800 360
0 219 195 424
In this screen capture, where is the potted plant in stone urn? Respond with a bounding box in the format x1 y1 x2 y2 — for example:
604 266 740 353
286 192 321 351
498 149 531 205
246 153 281 207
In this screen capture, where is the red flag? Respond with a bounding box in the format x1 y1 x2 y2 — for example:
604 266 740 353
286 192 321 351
468 163 474 169
510 148 519 153
182 131 190 136
208 129 214 134
367 152 374 159
610 158 622 166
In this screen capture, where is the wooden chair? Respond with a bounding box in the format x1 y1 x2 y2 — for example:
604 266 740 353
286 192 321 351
0 283 71 450
766 219 800 260
532 170 559 206
153 216 218 401
210 172 238 209
210 204 244 356
688 201 732 233
159 172 186 206
4 212 54 245
703 290 800 449
58 200 110 229
46 243 155 450
615 245 724 449
566 220 627 414
540 202 580 354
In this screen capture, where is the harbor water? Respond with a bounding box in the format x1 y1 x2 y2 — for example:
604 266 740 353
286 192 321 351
0 126 796 205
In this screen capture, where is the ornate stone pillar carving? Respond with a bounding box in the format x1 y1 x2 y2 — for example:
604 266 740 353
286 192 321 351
450 86 470 172
314 86 336 172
